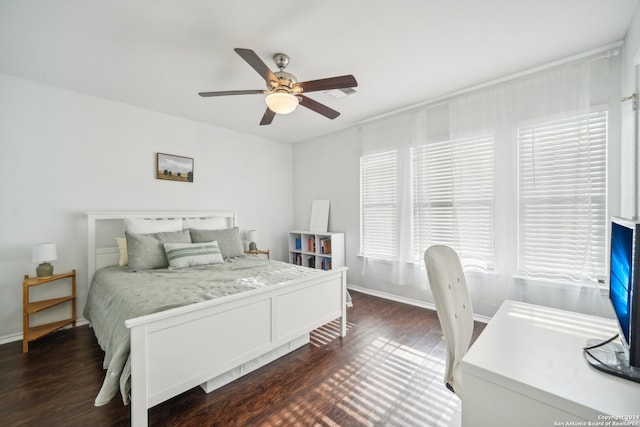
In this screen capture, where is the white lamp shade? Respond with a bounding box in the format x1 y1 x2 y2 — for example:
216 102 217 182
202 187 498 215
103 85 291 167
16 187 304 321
265 93 298 114
32 242 57 263
247 230 257 243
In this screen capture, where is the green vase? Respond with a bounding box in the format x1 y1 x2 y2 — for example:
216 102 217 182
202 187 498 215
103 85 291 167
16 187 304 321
36 262 53 277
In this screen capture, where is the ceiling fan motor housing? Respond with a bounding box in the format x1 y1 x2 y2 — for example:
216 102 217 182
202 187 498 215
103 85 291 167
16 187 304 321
267 53 296 92
271 71 297 92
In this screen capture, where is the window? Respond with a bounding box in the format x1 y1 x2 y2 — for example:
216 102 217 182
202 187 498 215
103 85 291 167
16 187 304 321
412 134 495 270
359 134 495 269
518 110 607 282
360 150 399 260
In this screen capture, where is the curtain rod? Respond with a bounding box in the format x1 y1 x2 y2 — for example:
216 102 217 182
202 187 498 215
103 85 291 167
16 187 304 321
356 41 623 126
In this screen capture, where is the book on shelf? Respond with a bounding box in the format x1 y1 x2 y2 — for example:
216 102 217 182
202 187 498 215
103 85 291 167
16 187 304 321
293 253 302 265
308 256 315 268
295 237 301 250
320 238 331 255
321 258 332 270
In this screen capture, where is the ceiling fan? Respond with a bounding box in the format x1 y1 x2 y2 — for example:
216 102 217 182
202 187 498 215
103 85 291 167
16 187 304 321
198 48 358 125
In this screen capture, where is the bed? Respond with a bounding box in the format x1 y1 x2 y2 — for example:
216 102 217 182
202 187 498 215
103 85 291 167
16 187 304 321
84 211 348 427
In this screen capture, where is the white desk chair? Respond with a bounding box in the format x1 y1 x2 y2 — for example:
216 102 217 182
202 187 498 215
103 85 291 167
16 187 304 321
425 245 474 395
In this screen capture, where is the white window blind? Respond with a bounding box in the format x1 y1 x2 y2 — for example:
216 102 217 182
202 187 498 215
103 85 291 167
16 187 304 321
360 150 399 259
412 135 495 270
518 110 607 282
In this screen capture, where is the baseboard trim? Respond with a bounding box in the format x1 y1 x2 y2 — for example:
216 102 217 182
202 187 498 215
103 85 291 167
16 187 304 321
0 318 90 346
347 284 490 323
348 284 438 311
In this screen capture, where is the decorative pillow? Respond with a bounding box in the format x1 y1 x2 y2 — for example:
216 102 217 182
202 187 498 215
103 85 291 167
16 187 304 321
182 217 228 231
126 229 191 271
164 241 224 269
190 227 245 258
115 237 128 267
124 218 183 234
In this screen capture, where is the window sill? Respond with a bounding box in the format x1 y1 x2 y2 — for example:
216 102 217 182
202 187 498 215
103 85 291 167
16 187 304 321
356 254 398 264
357 254 497 276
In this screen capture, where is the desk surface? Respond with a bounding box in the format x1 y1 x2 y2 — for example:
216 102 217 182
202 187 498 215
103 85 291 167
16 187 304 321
462 300 640 420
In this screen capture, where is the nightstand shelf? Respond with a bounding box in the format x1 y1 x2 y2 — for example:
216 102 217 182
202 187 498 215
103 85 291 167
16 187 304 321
27 318 76 342
26 295 75 314
23 270 76 353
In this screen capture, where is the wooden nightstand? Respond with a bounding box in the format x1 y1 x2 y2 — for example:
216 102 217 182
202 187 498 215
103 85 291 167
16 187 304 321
22 269 76 353
245 249 270 259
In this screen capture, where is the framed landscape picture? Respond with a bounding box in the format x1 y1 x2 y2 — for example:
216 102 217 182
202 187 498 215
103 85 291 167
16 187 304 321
156 153 194 182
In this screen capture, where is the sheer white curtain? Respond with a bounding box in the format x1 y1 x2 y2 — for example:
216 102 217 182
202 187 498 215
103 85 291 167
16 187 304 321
360 111 425 284
359 50 618 316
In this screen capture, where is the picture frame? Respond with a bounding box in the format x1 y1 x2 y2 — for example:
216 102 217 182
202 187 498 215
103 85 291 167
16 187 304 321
156 153 194 182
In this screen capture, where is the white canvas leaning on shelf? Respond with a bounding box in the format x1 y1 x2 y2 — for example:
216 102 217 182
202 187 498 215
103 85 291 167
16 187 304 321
309 200 330 232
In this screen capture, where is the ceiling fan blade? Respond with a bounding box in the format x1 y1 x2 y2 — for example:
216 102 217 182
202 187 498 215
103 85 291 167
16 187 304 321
234 48 278 87
297 95 340 119
199 89 265 97
260 108 276 126
294 75 358 93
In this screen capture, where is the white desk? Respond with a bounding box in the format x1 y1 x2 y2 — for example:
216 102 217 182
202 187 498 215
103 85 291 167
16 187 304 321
461 300 640 427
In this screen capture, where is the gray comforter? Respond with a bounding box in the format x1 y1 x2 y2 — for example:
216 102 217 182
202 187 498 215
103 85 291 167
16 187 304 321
83 256 323 406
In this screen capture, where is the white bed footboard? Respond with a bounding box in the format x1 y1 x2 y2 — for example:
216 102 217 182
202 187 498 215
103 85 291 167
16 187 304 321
127 268 347 427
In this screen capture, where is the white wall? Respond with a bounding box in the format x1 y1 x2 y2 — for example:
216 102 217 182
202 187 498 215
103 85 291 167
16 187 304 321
0 73 294 341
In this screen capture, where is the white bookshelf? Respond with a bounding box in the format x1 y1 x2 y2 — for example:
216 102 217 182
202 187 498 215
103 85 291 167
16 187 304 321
288 231 345 271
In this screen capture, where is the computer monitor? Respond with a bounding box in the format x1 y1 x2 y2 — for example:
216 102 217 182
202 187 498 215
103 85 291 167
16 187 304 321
609 217 640 368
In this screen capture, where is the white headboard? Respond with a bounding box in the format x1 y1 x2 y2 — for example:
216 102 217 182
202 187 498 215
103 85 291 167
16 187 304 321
86 211 238 285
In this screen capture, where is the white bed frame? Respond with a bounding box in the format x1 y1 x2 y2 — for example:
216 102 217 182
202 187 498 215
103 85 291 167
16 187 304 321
86 211 348 427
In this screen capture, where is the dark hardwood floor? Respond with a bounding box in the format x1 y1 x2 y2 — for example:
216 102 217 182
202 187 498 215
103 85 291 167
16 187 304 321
0 291 485 427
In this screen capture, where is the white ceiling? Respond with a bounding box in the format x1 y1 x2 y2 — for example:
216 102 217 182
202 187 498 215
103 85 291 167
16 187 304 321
0 0 637 143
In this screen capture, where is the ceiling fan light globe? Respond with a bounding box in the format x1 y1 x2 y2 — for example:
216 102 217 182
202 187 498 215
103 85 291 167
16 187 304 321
265 92 298 114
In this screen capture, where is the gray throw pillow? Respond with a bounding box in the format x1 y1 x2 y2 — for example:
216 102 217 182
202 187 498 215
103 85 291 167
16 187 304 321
126 229 191 271
189 227 245 258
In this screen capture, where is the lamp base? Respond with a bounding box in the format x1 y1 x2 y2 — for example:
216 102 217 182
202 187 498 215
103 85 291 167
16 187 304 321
249 242 257 251
36 262 54 278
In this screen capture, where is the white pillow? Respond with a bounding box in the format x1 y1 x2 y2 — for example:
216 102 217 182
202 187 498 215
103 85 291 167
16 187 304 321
125 218 183 234
163 241 224 269
115 237 128 266
182 217 228 230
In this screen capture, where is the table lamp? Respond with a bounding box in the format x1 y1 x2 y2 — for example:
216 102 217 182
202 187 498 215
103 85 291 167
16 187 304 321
248 230 257 251
32 242 57 277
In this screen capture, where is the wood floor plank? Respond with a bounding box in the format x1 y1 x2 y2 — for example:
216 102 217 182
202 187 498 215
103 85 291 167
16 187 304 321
0 291 484 426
